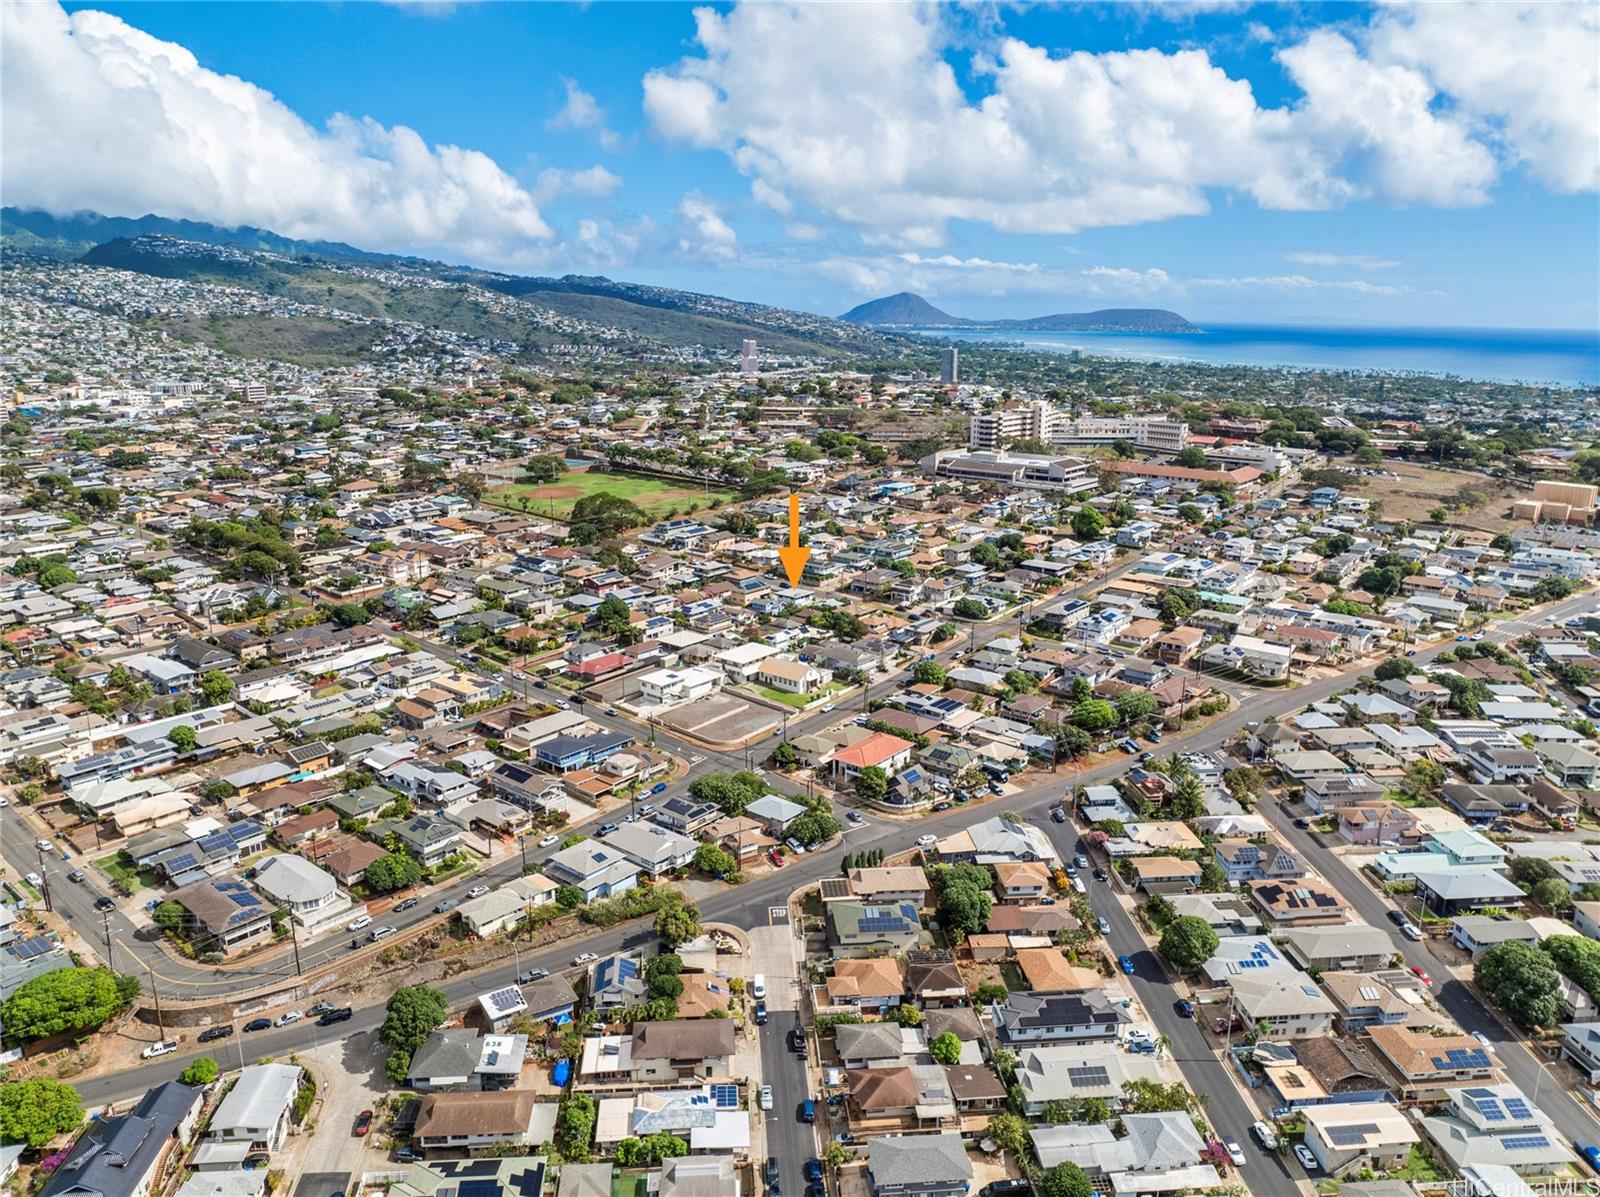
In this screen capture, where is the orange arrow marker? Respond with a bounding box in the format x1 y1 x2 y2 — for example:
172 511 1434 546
777 493 811 588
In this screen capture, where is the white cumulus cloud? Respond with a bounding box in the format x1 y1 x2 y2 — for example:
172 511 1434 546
535 165 624 203
2 2 553 261
675 191 738 260
642 1 1596 244
546 77 621 151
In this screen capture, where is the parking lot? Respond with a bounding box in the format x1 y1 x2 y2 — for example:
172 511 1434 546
654 693 783 745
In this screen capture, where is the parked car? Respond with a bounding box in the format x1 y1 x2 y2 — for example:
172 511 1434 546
433 899 459 914
1225 1140 1246 1167
573 952 599 966
24 872 41 889
67 869 86 882
243 1018 272 1033
394 898 418 912
846 810 863 823
1074 854 1090 870
198 1025 234 1043
141 1040 178 1059
1410 965 1432 986
307 1001 335 1017
94 896 116 912
35 839 51 853
1050 808 1066 823
784 838 808 854
1385 909 1406 926
598 823 619 836
1576 1140 1600 1174
821 703 835 713
1293 1144 1320 1171
1118 955 1135 975
538 834 559 847
1093 867 1109 882
517 967 549 983
1401 921 1423 941
768 849 786 867
1096 917 1111 935
353 1110 373 1137
1251 1121 1277 1149
348 914 373 932
765 1158 780 1184
1071 876 1086 894
759 1085 774 1111
932 801 953 812
275 1010 302 1027
916 834 937 847
1293 817 1311 829
1213 1015 1244 1034
317 1007 353 1026
754 1001 768 1025
466 885 491 899
368 926 396 942
1472 1031 1493 1047
1174 999 1194 1018
804 1160 823 1182
798 1099 815 1123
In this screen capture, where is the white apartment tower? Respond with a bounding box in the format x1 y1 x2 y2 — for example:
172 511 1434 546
968 400 1188 455
739 339 758 373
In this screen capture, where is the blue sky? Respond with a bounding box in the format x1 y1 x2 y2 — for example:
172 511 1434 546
11 1 1599 328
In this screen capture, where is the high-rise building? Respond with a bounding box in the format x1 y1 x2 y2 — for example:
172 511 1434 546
968 400 1189 454
739 339 758 373
940 346 959 384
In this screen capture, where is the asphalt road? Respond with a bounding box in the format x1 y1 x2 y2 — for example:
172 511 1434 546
1041 820 1297 1192
759 1014 817 1197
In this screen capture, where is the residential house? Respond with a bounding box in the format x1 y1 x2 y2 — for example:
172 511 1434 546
1420 1084 1573 1176
412 1091 545 1155
1280 923 1393 972
1248 878 1352 925
1228 974 1337 1039
991 990 1131 1045
206 1063 301 1153
1367 1026 1503 1103
543 841 640 902
827 901 926 957
864 1132 973 1197
40 1081 202 1197
1302 1102 1420 1177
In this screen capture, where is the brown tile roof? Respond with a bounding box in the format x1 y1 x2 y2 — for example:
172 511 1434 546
629 1019 736 1061
1366 1026 1501 1079
415 1090 536 1138
826 958 905 1002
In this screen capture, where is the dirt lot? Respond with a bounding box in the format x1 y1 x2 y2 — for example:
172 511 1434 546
655 692 783 746
1344 462 1527 533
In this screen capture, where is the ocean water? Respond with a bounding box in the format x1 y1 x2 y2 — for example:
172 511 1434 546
914 324 1600 387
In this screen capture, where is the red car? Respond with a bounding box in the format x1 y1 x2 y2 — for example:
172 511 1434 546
768 849 785 868
1410 965 1432 987
353 1110 373 1137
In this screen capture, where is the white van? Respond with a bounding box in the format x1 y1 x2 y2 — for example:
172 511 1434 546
1071 875 1087 895
752 973 767 1000
1251 1120 1277 1149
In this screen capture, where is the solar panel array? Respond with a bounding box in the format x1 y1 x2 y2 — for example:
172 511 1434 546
1504 1096 1533 1120
1501 1134 1551 1151
1066 1066 1110 1088
484 986 525 1016
710 1083 739 1108
1327 1124 1380 1146
858 915 911 932
1432 1047 1492 1071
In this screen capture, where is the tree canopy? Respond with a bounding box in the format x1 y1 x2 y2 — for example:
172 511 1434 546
0 1078 82 1148
2 967 139 1042
1475 940 1567 1029
364 851 423 893
1158 916 1220 969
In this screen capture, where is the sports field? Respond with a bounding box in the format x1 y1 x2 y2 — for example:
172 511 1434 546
486 469 734 521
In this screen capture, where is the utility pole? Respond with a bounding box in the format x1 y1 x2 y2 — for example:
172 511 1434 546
288 919 303 976
144 960 166 1038
518 833 529 875
34 844 52 913
100 910 115 969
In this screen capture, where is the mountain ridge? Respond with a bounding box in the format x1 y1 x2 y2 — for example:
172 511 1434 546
840 290 1196 334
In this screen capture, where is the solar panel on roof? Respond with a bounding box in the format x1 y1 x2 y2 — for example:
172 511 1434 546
7 938 52 961
1327 1124 1380 1146
710 1083 738 1108
1501 1134 1551 1151
1473 1097 1506 1122
1066 1066 1110 1087
1504 1097 1533 1120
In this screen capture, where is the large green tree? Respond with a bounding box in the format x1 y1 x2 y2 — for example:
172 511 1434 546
1475 940 1567 1029
2 967 139 1042
0 1078 82 1148
1036 1162 1094 1197
928 1031 962 1065
1158 916 1220 970
364 851 423 893
379 984 448 1081
654 900 702 949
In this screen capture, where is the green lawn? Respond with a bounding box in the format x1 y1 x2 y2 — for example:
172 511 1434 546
611 1173 650 1197
95 853 159 893
1389 1144 1449 1182
485 469 734 522
748 683 815 709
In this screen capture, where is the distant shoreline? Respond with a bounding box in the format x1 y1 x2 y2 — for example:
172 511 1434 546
910 323 1600 388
